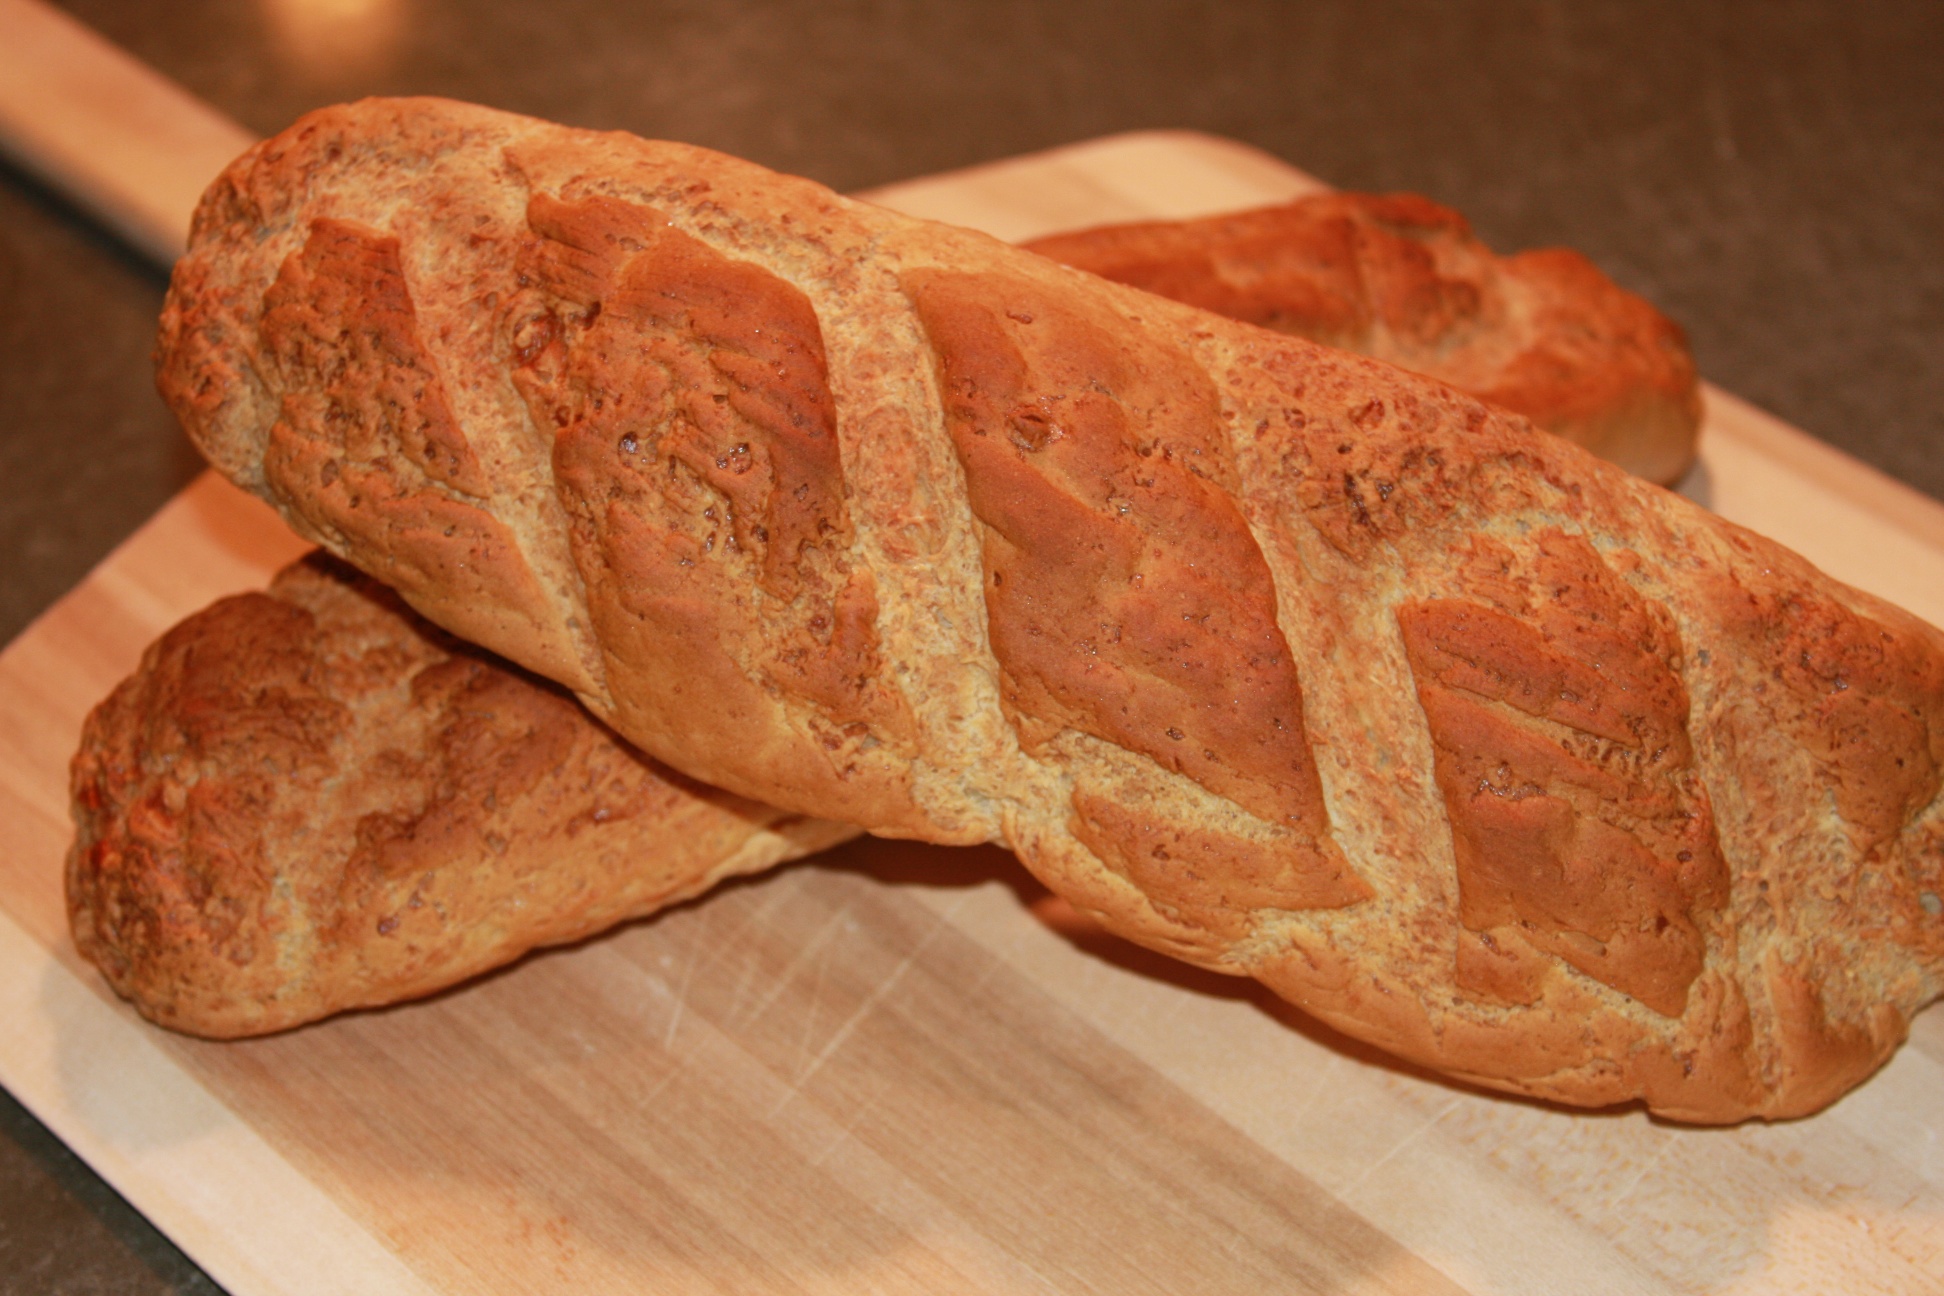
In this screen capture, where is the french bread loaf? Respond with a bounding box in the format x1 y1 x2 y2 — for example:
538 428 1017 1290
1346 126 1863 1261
78 198 1696 1040
1024 193 1702 484
68 553 853 1037
95 172 1693 1040
155 98 1944 1120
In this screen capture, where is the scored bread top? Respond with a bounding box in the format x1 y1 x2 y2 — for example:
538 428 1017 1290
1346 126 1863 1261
157 98 1944 1120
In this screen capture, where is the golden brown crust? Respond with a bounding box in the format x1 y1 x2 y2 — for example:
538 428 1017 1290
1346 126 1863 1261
67 554 855 1037
1024 193 1703 484
256 217 599 694
905 267 1331 834
152 99 1944 1119
1396 532 1730 1019
514 192 921 826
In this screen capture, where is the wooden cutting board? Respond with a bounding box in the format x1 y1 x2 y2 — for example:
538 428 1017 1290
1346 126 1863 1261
5 130 1944 1296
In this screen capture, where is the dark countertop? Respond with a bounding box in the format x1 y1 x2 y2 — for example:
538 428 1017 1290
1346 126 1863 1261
2 1 1939 1290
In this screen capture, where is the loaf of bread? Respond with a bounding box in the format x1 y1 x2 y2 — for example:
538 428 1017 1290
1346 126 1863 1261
1025 194 1702 484
68 553 853 1037
155 98 1944 1120
80 187 1690 1040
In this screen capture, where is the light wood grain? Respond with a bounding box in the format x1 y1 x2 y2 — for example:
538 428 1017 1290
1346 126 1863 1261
0 0 254 263
4 127 1944 1295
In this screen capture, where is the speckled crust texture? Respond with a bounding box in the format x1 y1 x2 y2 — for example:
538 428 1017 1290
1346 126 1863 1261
1025 194 1703 485
67 553 853 1038
155 98 1944 1119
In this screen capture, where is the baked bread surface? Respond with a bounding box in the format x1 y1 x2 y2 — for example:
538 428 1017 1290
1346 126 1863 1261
155 98 1944 1118
68 554 852 1037
1024 194 1703 484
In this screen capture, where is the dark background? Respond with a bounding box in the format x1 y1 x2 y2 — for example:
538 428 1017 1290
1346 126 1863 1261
2 1 1939 1289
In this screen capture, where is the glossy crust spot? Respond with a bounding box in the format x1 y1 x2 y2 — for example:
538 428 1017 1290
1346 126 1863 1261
905 266 1330 834
262 219 489 495
257 217 575 683
510 192 911 807
1400 532 1729 1016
